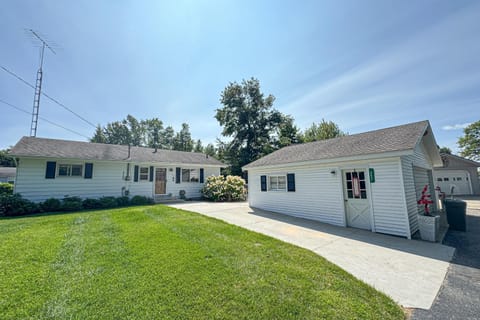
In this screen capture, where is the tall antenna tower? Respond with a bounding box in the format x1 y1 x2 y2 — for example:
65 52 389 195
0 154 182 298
27 29 56 137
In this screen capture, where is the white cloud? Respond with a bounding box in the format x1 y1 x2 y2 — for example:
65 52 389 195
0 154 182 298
441 123 471 131
282 3 480 131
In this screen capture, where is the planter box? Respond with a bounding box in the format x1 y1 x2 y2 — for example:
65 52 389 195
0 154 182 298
418 214 440 242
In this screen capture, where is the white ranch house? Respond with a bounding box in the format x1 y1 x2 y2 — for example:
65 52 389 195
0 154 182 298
10 137 224 202
243 121 442 239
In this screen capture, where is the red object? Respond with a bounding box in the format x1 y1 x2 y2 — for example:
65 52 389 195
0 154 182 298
417 184 434 215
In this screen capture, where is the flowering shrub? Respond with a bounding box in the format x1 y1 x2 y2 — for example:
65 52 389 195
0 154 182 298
202 175 246 202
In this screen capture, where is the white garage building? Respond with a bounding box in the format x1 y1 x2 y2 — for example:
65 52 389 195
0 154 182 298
243 121 443 239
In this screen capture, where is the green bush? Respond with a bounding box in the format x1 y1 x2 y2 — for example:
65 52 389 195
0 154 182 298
202 175 246 202
0 183 14 195
99 196 118 208
0 194 38 217
82 198 102 210
116 196 130 207
61 196 83 212
130 195 154 205
41 198 62 212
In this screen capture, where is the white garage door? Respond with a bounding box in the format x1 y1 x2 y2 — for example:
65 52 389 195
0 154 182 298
434 170 472 195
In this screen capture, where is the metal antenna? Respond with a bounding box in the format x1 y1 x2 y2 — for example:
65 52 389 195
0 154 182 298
27 29 56 137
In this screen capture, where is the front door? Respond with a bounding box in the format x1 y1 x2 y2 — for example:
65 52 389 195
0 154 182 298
155 168 167 194
342 169 371 230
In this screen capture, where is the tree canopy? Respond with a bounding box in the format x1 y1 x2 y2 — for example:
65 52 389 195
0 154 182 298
438 146 452 154
91 115 200 153
303 119 346 142
458 120 480 161
0 149 16 167
215 78 285 174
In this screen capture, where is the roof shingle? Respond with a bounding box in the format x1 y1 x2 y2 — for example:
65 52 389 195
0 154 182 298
244 121 429 169
10 137 224 166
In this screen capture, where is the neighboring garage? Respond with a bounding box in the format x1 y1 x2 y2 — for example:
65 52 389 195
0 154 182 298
434 154 480 196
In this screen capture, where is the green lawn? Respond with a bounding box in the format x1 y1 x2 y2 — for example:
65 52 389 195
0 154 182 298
0 205 404 319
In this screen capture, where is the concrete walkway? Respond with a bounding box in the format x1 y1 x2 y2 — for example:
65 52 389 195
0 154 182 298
168 201 455 309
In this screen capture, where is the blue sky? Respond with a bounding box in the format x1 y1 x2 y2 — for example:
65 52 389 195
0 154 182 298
1 0 479 152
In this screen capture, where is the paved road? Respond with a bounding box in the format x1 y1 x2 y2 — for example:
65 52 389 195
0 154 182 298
168 201 454 309
412 197 480 320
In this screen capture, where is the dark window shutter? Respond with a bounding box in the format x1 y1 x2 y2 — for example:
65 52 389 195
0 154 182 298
199 168 204 183
260 175 267 192
287 173 295 192
45 161 56 179
134 165 139 182
84 163 93 179
176 167 181 184
149 166 154 182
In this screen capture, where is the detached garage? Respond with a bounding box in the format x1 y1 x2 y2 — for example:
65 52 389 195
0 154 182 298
434 153 480 195
243 121 443 239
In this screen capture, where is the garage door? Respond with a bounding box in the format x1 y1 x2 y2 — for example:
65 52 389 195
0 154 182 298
413 166 435 214
434 170 472 195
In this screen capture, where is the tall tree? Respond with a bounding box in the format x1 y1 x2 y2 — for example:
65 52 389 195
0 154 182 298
173 123 194 152
142 118 164 148
103 121 131 145
163 126 176 150
193 139 204 153
204 143 216 157
91 125 107 144
0 149 16 167
303 119 346 142
122 115 144 146
438 146 452 154
215 78 283 174
458 120 480 161
276 115 303 148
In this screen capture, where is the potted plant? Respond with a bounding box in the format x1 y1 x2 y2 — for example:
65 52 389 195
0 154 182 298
417 185 440 242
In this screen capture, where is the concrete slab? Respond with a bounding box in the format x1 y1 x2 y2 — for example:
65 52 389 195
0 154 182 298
167 201 455 309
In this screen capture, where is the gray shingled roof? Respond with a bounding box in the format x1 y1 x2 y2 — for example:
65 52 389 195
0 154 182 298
244 121 430 169
10 137 224 166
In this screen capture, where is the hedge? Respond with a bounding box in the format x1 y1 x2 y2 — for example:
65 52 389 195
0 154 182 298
0 194 154 217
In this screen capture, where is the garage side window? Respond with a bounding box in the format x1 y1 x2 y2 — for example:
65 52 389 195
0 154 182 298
58 164 83 177
269 175 286 191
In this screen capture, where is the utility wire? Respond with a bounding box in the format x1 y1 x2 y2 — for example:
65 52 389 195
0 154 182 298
0 98 91 139
0 65 97 128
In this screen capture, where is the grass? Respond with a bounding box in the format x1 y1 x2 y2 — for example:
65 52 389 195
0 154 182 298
0 205 405 319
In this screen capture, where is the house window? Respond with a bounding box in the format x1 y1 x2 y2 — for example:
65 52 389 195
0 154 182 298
139 167 149 181
58 164 82 177
456 177 462 181
444 177 449 181
269 175 286 191
437 178 443 181
182 169 199 182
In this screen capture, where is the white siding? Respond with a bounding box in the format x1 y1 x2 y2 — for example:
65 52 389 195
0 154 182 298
370 161 410 237
248 166 345 226
401 158 419 234
400 139 435 235
248 158 411 238
15 158 220 202
165 166 220 199
15 158 132 202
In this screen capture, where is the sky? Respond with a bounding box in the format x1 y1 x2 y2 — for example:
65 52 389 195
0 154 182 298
1 0 479 152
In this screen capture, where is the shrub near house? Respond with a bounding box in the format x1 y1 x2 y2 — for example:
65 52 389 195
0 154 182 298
202 175 246 201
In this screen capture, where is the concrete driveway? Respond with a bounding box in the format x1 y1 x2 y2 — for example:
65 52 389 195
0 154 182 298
168 201 455 309
412 197 480 319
